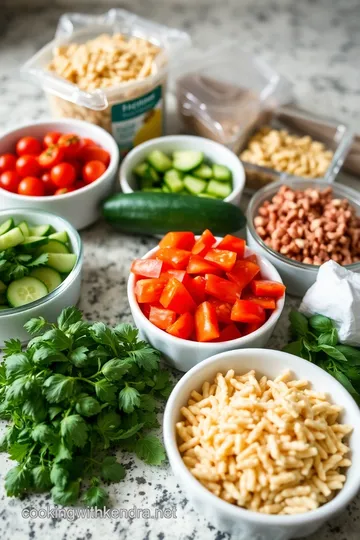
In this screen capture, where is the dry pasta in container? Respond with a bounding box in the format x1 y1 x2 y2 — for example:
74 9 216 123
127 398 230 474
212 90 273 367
22 9 191 157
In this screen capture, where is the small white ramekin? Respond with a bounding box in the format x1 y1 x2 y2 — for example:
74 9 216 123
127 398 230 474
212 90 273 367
127 238 285 371
0 208 83 346
119 135 245 206
163 348 360 540
0 119 119 230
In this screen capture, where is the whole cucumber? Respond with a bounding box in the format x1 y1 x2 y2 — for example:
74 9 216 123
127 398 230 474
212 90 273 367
102 193 246 235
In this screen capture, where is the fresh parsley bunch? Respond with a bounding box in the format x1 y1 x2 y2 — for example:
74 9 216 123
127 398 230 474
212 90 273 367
284 310 360 404
0 248 49 283
0 307 172 506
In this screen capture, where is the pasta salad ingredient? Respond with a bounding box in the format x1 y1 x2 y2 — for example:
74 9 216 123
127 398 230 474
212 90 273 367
177 369 352 515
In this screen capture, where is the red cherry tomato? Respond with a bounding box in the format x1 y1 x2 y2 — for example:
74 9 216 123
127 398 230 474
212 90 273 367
72 180 86 191
51 162 76 188
54 186 77 195
43 132 61 147
58 133 82 158
0 170 21 192
80 146 110 166
82 138 97 148
67 159 82 178
16 136 42 156
82 160 106 184
38 145 65 168
16 155 41 178
0 153 17 173
41 172 56 195
18 176 45 197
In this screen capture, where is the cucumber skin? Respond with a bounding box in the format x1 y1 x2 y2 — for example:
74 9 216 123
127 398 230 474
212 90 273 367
103 193 246 235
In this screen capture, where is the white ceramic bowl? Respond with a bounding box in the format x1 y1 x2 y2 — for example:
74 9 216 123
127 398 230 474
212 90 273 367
163 348 360 540
119 135 245 206
246 179 360 297
0 119 119 230
127 238 285 371
0 208 83 346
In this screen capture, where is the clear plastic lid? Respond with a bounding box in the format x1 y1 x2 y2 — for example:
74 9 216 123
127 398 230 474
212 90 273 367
21 9 191 111
175 41 292 152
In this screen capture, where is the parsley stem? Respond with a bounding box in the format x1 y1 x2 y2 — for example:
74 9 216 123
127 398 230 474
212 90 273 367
73 377 96 386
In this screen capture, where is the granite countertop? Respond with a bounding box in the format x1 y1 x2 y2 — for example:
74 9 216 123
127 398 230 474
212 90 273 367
0 1 359 539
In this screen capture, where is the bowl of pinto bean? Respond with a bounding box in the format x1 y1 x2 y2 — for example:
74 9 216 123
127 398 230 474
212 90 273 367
246 179 360 296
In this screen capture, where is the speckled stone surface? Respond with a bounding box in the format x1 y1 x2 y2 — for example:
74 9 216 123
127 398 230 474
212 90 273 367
0 1 359 539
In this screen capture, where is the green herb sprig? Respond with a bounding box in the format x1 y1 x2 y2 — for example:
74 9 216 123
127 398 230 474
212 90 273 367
284 310 360 403
0 307 173 506
0 248 48 283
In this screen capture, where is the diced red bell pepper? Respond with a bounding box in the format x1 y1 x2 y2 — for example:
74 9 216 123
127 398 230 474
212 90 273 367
226 260 260 290
159 231 195 250
213 323 242 342
195 301 220 342
205 274 241 304
243 321 264 335
231 299 265 324
149 305 177 330
160 277 196 314
216 235 246 258
141 303 151 318
191 229 216 256
250 280 286 299
186 255 222 275
242 293 276 310
245 254 258 264
156 248 191 270
135 278 166 303
131 258 163 278
161 269 188 284
166 312 194 339
208 298 233 325
204 249 237 272
186 275 207 304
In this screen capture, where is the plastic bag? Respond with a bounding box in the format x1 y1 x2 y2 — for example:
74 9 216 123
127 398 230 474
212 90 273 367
175 41 292 153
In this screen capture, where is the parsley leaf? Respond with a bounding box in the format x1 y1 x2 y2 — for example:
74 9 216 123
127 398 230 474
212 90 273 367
51 481 80 505
32 465 52 491
60 415 88 448
5 465 31 497
135 435 166 465
24 316 47 335
43 374 74 403
3 338 22 356
82 485 109 507
118 386 141 413
101 456 126 482
57 307 83 331
76 395 101 417
101 358 132 380
89 323 119 356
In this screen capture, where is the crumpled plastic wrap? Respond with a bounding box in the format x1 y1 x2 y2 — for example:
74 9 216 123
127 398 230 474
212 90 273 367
300 260 360 346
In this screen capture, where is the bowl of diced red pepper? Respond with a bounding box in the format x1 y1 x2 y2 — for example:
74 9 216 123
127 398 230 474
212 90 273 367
128 229 286 371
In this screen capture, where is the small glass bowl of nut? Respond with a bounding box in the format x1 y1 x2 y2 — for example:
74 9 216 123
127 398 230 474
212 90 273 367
21 10 191 156
239 108 353 192
246 179 360 296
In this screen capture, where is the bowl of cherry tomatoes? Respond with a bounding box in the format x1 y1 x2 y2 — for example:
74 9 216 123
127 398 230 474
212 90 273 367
0 119 119 229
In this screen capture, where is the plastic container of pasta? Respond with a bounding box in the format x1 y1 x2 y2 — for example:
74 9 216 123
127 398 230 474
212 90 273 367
22 9 191 157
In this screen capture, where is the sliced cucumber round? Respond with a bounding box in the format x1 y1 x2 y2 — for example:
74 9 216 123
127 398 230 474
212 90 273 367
30 267 62 292
0 218 14 236
0 227 24 250
46 253 77 273
37 240 69 254
173 151 204 172
48 231 69 244
18 221 31 237
19 236 49 250
7 277 48 307
29 224 53 236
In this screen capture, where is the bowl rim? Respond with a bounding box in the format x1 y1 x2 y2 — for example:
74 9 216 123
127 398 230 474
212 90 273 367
119 134 245 204
127 238 285 349
0 207 83 316
246 179 360 272
163 347 360 526
0 118 119 201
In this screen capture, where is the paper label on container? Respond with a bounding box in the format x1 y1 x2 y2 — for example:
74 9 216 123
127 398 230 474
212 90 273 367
111 85 163 157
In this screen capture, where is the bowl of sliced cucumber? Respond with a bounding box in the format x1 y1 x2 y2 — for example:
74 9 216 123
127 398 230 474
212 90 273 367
119 135 245 206
0 208 83 346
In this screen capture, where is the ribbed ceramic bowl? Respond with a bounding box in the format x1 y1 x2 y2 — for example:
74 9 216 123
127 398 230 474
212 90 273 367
164 348 360 540
246 179 360 297
0 208 83 346
127 237 285 371
0 119 119 230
